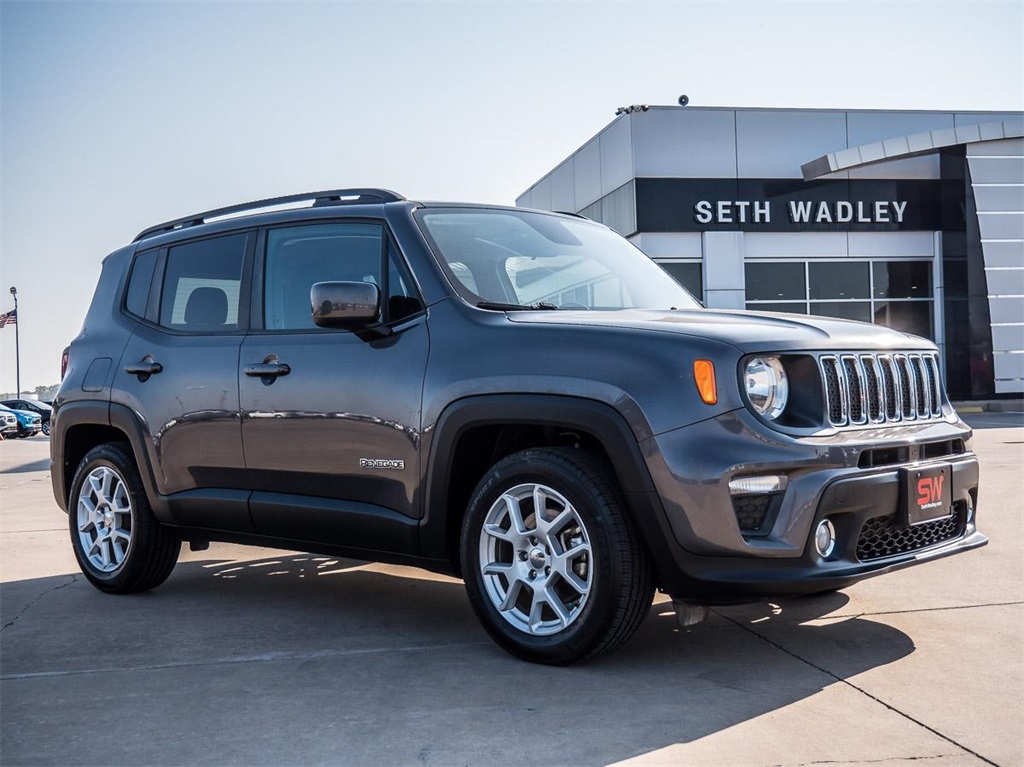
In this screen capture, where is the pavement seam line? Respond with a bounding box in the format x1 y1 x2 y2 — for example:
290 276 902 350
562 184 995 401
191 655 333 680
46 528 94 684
714 609 999 767
0 640 493 680
763 754 960 766
778 600 1024 623
0 575 78 633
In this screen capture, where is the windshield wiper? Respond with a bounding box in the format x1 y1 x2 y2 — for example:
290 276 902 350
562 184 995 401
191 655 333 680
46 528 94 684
477 300 558 311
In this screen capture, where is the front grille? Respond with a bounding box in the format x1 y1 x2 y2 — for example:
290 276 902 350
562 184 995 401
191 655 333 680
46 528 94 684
733 495 771 532
819 352 943 427
856 502 965 561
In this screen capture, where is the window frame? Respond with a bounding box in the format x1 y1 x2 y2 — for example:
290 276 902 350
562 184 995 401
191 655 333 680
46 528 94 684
122 230 256 335
249 217 426 334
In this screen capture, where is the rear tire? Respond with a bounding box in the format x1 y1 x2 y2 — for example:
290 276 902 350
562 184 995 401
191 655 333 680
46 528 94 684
461 447 654 665
68 443 180 593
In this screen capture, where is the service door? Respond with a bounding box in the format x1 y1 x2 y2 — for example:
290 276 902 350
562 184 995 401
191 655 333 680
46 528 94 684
239 221 429 551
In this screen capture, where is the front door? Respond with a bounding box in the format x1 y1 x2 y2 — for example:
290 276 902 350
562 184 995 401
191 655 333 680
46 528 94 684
239 221 428 552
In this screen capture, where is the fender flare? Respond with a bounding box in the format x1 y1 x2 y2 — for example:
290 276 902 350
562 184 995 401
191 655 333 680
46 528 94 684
51 400 169 519
418 394 677 578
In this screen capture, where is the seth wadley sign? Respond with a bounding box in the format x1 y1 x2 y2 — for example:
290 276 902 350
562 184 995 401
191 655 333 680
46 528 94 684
694 199 909 225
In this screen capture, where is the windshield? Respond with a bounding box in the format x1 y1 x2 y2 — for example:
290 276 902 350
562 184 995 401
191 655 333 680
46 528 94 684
417 208 701 310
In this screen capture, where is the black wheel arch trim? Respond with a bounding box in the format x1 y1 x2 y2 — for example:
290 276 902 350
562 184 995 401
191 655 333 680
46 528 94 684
418 393 683 589
51 400 169 519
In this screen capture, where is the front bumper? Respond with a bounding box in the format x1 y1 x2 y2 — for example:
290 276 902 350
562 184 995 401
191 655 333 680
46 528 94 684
635 408 986 603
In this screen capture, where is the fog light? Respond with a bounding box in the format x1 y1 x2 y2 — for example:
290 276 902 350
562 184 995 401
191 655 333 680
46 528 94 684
814 519 836 558
729 475 788 496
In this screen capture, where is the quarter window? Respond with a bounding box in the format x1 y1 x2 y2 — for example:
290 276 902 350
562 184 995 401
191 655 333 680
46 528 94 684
125 248 158 318
158 233 247 331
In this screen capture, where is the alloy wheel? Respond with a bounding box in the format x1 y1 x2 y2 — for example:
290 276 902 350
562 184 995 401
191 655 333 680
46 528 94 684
478 482 593 636
76 466 133 572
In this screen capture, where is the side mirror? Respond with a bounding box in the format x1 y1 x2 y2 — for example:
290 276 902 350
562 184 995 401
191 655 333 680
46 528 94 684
310 281 381 329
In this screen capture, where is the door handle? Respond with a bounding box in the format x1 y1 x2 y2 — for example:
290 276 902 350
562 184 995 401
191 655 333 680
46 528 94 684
244 356 291 383
124 355 163 382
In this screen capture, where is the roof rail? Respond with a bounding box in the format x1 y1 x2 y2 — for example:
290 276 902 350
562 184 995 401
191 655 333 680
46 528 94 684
133 188 406 242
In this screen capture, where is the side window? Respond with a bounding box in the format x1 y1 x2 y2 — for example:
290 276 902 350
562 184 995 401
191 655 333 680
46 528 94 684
387 240 424 322
264 223 384 331
158 233 247 332
125 248 159 318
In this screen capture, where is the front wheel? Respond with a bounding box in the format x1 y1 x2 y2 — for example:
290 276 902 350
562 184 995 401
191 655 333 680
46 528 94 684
68 443 180 593
42 421 51 436
461 447 654 665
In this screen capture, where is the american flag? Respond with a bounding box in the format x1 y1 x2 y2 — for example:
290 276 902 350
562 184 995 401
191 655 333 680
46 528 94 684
0 309 16 328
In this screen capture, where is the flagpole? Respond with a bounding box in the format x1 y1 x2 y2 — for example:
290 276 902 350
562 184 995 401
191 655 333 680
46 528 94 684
8 286 18 395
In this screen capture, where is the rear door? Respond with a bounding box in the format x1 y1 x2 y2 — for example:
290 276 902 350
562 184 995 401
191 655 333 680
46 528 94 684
239 220 429 552
112 231 254 531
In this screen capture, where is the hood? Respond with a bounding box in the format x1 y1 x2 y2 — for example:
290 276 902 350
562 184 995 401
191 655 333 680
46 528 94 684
505 308 934 353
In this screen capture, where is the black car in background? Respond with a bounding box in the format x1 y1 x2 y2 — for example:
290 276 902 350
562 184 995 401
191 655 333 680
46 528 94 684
1 399 53 436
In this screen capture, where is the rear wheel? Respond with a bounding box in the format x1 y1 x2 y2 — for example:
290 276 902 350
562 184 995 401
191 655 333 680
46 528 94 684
68 443 180 593
461 447 654 664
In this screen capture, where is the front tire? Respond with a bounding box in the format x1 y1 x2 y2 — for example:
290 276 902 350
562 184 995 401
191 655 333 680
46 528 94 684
461 448 654 664
68 443 180 593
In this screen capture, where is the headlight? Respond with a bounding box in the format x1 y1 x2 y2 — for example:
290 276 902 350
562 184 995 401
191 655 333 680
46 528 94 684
744 356 788 420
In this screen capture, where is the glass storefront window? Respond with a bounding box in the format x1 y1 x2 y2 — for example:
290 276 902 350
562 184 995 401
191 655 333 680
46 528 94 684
873 261 931 298
745 262 805 301
746 301 808 315
658 261 703 301
874 301 933 338
744 260 935 339
810 301 872 322
808 262 870 300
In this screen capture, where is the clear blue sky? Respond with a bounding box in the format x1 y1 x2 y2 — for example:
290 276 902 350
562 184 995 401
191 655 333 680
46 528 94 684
2 0 1022 393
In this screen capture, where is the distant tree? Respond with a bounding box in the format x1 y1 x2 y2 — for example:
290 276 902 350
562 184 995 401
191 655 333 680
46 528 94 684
34 384 60 402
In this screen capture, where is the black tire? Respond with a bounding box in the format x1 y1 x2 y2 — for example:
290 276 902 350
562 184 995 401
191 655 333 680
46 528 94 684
461 447 654 665
42 421 51 437
68 442 180 593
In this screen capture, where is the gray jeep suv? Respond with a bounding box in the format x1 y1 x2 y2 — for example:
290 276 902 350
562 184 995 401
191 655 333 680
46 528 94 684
51 188 986 664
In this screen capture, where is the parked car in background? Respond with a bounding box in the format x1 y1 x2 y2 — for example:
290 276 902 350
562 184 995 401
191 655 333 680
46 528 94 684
0 404 42 438
0 409 18 438
1 399 53 436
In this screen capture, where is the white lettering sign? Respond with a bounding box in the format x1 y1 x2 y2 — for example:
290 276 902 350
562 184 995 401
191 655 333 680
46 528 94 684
695 200 908 226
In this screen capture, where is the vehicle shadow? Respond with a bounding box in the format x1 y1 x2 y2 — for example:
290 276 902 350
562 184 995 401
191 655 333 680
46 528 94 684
0 555 915 766
0 458 51 474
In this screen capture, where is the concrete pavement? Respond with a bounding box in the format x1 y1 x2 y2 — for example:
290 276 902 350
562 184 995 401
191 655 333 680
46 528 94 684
1 413 1021 766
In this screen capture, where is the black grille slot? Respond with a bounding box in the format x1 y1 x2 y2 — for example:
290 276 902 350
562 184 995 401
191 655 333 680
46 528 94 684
843 357 864 423
822 357 843 424
895 357 914 418
733 495 771 532
926 357 941 415
911 357 929 416
862 358 882 422
856 502 965 561
879 359 899 420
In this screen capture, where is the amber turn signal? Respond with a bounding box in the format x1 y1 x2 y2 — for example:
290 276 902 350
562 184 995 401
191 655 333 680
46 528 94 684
694 359 717 405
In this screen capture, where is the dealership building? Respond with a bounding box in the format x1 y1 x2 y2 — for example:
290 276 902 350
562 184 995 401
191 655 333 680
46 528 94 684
516 107 1024 400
